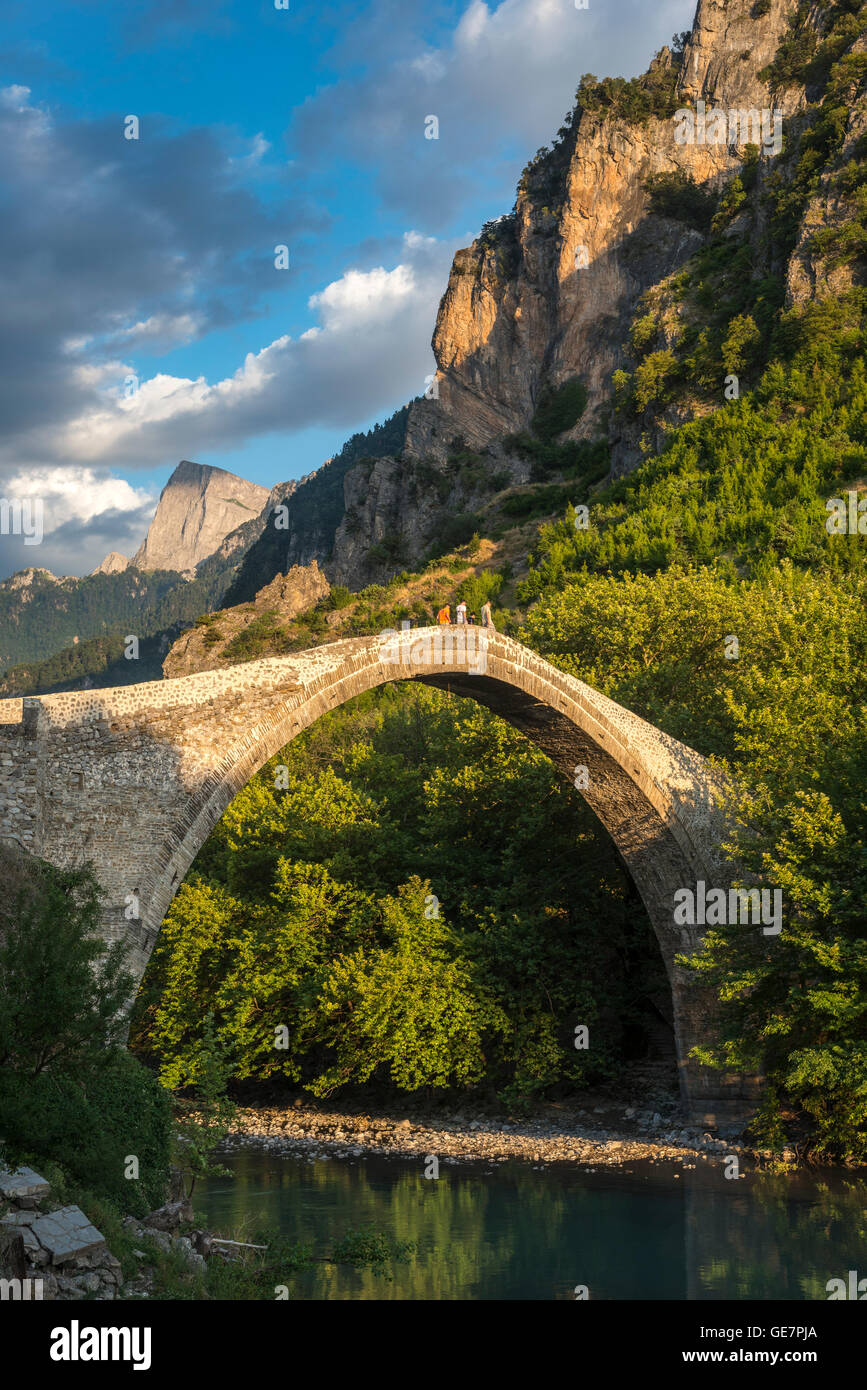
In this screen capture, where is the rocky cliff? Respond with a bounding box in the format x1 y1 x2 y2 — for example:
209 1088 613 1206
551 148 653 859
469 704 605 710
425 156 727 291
402 0 805 475
133 460 269 574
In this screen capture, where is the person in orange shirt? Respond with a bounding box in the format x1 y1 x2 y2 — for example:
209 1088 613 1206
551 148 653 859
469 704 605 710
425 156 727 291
436 604 451 625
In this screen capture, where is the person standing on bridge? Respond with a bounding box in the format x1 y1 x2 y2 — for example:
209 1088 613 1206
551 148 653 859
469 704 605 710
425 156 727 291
456 599 467 624
481 599 495 631
437 604 451 625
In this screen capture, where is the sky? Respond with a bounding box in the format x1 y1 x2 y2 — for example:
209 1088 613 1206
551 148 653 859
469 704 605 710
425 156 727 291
0 0 694 578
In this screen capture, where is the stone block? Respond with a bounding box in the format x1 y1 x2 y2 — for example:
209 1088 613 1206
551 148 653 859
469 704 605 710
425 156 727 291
0 1166 51 1202
28 1206 106 1266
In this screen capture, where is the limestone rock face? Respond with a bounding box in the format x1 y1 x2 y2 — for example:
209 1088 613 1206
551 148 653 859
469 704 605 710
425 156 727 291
90 551 129 576
133 460 269 573
403 0 803 473
677 0 801 111
785 30 867 308
328 445 528 588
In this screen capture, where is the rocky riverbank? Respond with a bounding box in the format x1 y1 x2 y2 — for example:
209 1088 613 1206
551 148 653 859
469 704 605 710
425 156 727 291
225 1091 795 1169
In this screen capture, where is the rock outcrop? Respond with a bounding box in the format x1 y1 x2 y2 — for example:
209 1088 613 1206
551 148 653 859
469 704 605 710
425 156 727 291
90 551 130 576
133 460 269 574
161 561 330 677
0 1166 123 1301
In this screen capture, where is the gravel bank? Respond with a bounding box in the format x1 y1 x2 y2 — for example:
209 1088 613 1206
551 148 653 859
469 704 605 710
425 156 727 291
224 1096 782 1169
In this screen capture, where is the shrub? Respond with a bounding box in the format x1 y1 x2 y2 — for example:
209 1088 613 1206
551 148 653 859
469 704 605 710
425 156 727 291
426 513 483 560
632 349 678 411
530 378 589 442
325 585 353 610
0 1052 171 1215
645 171 717 233
223 611 287 663
366 533 405 567
457 569 504 616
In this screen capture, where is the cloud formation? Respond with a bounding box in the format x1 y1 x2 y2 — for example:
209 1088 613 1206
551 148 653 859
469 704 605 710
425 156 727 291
292 0 693 223
0 83 318 477
5 231 453 472
0 468 155 579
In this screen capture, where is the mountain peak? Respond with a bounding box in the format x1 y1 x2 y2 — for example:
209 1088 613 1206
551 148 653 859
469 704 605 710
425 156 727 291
91 551 130 576
132 459 270 573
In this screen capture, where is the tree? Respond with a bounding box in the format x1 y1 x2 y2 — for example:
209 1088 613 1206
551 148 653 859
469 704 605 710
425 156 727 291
0 847 133 1075
0 846 170 1211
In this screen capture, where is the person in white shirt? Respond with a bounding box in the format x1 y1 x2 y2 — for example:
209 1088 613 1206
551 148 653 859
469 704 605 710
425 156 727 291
456 600 468 624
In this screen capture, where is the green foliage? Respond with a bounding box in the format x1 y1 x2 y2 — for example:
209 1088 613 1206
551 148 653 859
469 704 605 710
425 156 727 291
222 611 287 662
530 378 589 442
644 171 717 233
0 849 170 1211
0 851 133 1072
0 1053 172 1215
307 879 509 1094
720 313 763 375
576 49 682 124
630 313 658 354
0 633 127 696
367 532 406 567
478 214 521 281
632 349 678 412
761 2 867 90
520 557 867 1154
426 512 484 561
514 84 867 1148
170 1014 239 1198
505 430 610 483
132 685 663 1106
711 175 747 233
457 569 503 619
520 290 867 589
327 585 354 610
499 483 580 520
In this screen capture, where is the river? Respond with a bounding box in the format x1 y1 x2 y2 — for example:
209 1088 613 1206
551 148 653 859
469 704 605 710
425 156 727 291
194 1148 867 1300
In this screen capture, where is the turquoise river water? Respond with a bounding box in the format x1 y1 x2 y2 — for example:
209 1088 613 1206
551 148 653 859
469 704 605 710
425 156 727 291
194 1147 867 1300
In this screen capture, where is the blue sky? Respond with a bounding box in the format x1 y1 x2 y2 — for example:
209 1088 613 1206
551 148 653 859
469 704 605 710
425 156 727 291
0 0 693 576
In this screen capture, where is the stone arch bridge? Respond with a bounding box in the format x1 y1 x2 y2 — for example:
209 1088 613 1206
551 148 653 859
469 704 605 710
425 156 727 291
0 627 757 1127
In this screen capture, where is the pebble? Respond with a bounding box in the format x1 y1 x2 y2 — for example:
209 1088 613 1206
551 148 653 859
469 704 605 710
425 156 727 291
220 1096 753 1170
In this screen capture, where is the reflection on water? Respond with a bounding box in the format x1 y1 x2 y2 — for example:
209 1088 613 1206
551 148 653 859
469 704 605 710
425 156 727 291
195 1149 867 1300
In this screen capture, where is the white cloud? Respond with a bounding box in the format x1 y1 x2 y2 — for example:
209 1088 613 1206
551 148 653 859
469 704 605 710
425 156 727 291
229 132 271 170
0 465 157 579
308 263 416 329
4 232 456 471
4 466 154 533
0 75 318 489
111 312 202 350
0 84 33 111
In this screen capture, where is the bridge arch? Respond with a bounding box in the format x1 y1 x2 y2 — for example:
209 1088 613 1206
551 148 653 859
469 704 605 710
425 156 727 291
0 628 757 1126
